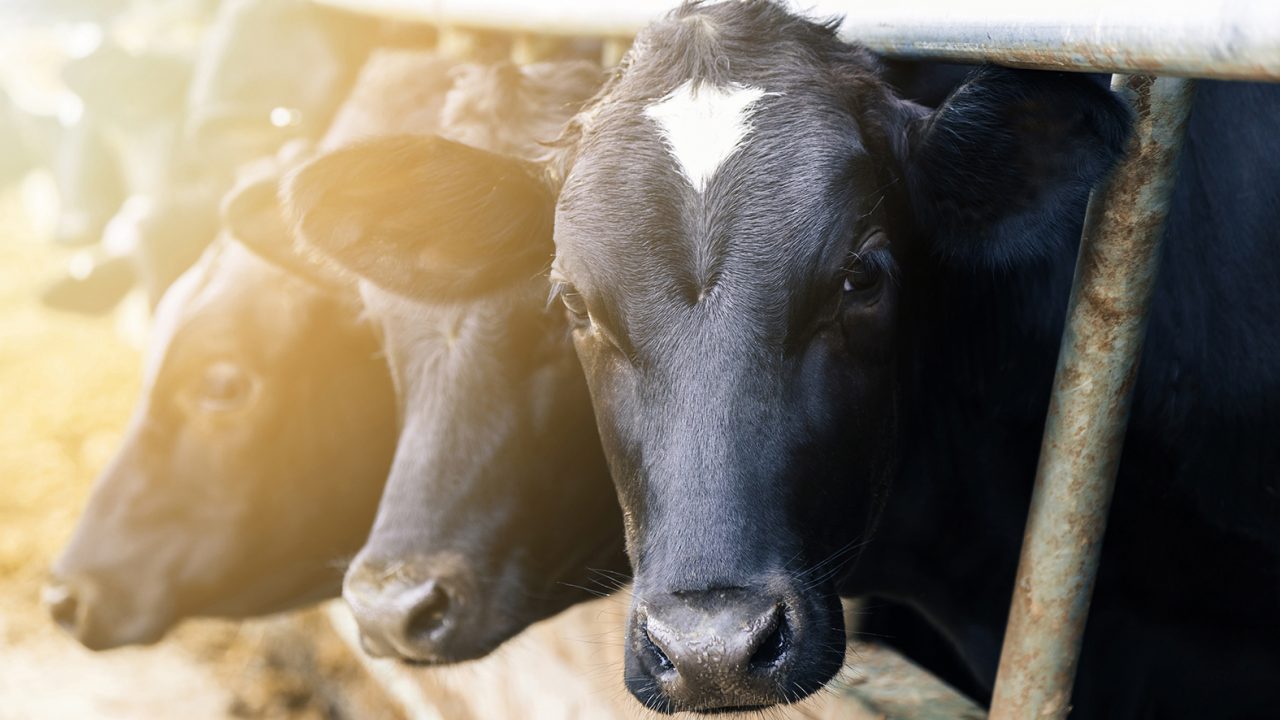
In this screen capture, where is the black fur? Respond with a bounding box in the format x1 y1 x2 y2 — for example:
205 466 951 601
906 65 1132 267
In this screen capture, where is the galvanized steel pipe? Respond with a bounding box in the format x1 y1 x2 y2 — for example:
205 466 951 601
315 0 1280 81
835 1 1280 81
986 75 1196 720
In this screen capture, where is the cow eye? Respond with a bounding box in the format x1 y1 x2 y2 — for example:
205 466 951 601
195 362 256 413
555 281 591 326
842 254 883 294
841 231 890 299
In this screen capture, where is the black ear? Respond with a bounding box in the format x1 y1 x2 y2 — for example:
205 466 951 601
282 135 555 301
906 67 1133 267
221 168 349 292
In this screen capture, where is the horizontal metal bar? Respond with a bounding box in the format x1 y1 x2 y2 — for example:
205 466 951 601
836 2 1280 81
315 0 1280 81
986 74 1196 720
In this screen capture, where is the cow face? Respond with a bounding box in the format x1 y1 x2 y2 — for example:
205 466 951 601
46 239 396 650
549 1 1130 712
279 136 626 664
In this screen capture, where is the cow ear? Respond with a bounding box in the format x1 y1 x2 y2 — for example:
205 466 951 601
222 171 349 292
906 67 1133 266
282 135 555 300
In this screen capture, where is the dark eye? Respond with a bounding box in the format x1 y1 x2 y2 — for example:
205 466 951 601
195 362 256 413
841 230 891 299
555 281 591 325
842 253 885 295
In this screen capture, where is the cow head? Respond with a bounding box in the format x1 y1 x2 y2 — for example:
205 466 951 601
276 134 626 663
46 234 396 650
545 1 1131 712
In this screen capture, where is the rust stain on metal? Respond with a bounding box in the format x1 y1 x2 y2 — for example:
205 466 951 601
987 75 1196 720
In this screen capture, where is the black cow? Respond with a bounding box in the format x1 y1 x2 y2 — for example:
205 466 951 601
266 59 630 664
41 47 459 652
317 1 1278 715
46 236 397 650
545 2 1280 716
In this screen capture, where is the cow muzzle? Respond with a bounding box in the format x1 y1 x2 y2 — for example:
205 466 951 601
43 572 171 650
626 585 817 713
342 553 477 664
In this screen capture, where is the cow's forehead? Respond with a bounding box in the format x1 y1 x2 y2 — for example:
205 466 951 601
642 79 772 194
557 77 867 278
551 0 893 349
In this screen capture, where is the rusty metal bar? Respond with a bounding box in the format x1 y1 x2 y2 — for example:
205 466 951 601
987 74 1196 720
314 0 1280 81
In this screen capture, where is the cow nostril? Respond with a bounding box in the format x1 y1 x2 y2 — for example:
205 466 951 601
748 609 789 670
404 583 451 642
43 583 80 634
642 624 676 672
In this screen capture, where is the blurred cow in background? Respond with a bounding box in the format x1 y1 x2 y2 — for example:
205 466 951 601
44 232 398 650
242 56 631 665
41 46 457 652
41 0 379 317
47 43 637 661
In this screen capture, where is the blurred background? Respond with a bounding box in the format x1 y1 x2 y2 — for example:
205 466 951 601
0 2 399 717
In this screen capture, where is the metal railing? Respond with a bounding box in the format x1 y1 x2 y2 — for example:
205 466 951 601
985 74 1195 719
313 1 1280 717
322 0 1280 79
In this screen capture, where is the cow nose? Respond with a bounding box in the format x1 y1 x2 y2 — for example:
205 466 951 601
644 602 787 676
43 580 83 635
631 589 795 712
343 560 468 663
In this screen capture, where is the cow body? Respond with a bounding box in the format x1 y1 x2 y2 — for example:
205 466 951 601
853 76 1280 714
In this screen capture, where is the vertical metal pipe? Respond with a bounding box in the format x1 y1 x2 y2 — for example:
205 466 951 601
987 74 1196 720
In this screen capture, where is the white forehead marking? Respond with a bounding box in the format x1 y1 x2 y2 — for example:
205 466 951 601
643 80 770 193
